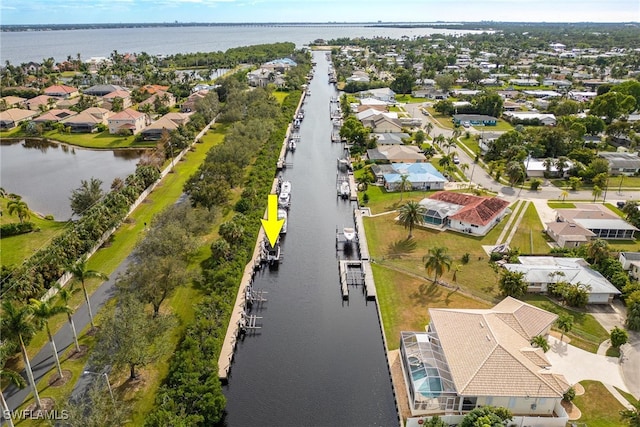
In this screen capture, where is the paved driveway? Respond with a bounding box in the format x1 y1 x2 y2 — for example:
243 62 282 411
546 336 629 392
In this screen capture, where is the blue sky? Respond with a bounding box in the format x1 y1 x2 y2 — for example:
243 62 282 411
1 0 638 25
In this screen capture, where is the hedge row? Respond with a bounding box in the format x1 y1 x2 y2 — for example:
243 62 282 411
0 222 38 238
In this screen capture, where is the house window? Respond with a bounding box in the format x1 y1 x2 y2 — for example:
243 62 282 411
462 397 477 411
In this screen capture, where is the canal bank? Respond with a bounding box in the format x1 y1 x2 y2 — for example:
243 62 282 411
221 51 398 426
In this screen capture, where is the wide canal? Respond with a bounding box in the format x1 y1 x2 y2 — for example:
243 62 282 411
221 51 398 426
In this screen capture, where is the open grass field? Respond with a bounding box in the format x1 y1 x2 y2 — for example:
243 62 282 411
573 381 627 427
0 197 71 267
509 202 552 254
395 95 426 104
360 185 434 215
471 119 513 132
372 263 491 350
43 130 156 149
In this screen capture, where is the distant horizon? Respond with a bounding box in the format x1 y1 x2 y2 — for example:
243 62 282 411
1 0 638 26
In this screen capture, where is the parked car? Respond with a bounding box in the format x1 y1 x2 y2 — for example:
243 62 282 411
453 156 460 164
617 201 626 209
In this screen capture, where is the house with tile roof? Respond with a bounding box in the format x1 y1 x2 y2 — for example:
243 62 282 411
367 145 426 164
108 108 147 135
140 113 191 140
1 96 27 109
61 110 106 133
24 95 56 111
504 256 620 304
43 85 79 99
400 297 570 425
418 191 510 236
555 204 638 240
102 90 133 110
0 108 39 129
361 114 403 133
32 109 77 126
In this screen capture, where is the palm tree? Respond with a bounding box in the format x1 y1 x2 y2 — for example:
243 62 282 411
423 246 452 284
452 264 462 283
444 137 456 154
560 190 569 202
555 156 569 177
7 199 30 223
620 400 640 427
433 134 445 147
56 285 81 353
556 314 574 343
398 201 426 239
30 298 72 378
587 239 610 265
0 300 42 409
592 185 602 202
67 256 109 329
0 344 26 427
398 174 412 201
424 122 433 138
530 335 550 353
543 158 554 173
452 128 462 140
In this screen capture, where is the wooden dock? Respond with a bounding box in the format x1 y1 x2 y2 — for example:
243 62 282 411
337 260 377 301
353 208 370 261
348 172 357 201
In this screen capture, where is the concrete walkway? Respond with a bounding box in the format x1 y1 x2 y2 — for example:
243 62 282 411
546 336 633 409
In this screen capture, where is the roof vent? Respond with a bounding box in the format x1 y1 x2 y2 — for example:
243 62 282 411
569 223 576 227
486 335 491 341
479 322 484 328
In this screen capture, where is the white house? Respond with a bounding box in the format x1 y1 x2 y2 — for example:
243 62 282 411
401 297 570 426
107 108 147 135
503 257 621 304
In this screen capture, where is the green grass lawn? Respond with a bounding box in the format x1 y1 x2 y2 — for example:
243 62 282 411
458 136 480 157
395 95 426 104
272 90 288 105
360 185 434 215
605 203 625 217
0 197 71 267
425 108 454 129
43 130 156 149
522 295 609 353
509 202 552 254
573 381 627 427
372 263 491 350
471 119 513 132
548 202 576 209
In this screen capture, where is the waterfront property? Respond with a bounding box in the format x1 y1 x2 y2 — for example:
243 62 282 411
61 107 111 133
367 145 426 163
0 108 39 129
371 163 446 191
554 204 638 240
418 191 510 236
400 297 570 424
107 108 147 135
503 256 621 304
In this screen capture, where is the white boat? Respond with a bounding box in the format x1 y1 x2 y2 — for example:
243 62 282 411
278 208 288 234
278 192 290 208
343 227 356 241
280 181 292 194
264 239 281 265
339 181 350 199
288 139 297 151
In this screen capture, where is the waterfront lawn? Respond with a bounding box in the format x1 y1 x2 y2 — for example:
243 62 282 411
373 263 491 351
360 185 434 215
0 196 70 268
522 295 609 353
508 202 551 254
43 130 156 149
573 381 627 427
363 213 505 301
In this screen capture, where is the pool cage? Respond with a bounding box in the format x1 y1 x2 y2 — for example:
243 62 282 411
400 331 459 414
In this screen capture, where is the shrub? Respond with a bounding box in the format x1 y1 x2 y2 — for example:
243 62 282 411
563 387 576 402
461 253 470 264
0 222 37 237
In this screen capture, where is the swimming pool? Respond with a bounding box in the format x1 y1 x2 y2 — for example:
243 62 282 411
410 360 443 398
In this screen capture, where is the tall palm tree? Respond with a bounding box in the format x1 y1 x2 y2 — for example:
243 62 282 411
452 128 462 140
560 190 569 202
56 285 81 352
398 174 412 201
423 246 452 284
29 298 72 378
444 137 456 154
0 344 26 427
555 156 569 177
7 199 30 224
433 134 445 147
398 201 426 239
0 300 42 409
424 122 433 138
587 239 610 265
592 185 602 202
67 256 109 329
556 314 574 343
620 400 640 427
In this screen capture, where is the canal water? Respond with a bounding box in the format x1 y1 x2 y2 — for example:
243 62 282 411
221 52 398 426
0 140 144 220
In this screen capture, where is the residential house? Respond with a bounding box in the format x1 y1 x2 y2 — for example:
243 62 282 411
555 204 638 240
598 152 640 176
522 90 562 98
83 107 111 122
83 84 126 97
260 58 297 73
356 87 396 103
478 132 501 152
503 256 621 304
619 252 640 280
1 96 26 109
367 145 426 163
24 95 56 111
545 221 596 248
346 70 370 83
247 68 274 88
0 108 39 129
361 114 403 133
504 112 557 126
140 84 170 94
524 157 573 178
137 90 176 111
373 132 410 145
356 108 398 122
418 191 510 236
140 113 190 140
108 108 147 135
60 111 105 133
43 84 79 99
452 114 498 126
181 90 209 113
32 109 77 126
376 163 447 191
102 90 133 110
400 297 570 426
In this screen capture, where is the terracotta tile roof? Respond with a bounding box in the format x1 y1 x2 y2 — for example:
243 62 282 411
108 108 145 121
429 297 568 398
103 90 131 99
429 191 510 226
44 84 77 94
141 84 170 94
